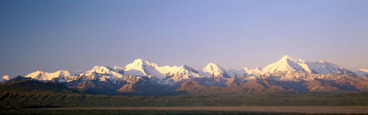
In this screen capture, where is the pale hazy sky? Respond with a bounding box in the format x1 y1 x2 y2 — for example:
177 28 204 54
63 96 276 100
0 0 367 76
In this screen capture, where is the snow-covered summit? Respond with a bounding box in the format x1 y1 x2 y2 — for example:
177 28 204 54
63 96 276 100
158 64 201 81
25 70 71 81
124 59 165 79
228 67 262 77
202 63 229 77
304 60 345 74
356 69 368 76
261 55 310 74
359 69 368 72
0 75 10 82
260 55 351 75
82 65 125 80
158 65 198 76
244 67 261 75
88 65 122 74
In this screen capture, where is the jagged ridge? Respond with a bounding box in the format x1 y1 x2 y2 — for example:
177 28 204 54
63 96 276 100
2 55 368 95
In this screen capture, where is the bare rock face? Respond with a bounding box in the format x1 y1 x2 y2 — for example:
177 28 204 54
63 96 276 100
118 84 135 93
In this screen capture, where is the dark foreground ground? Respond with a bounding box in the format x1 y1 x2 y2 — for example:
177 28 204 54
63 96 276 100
2 81 368 114
2 91 368 108
0 110 316 115
1 106 368 115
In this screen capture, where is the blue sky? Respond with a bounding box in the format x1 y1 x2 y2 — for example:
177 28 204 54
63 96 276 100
0 0 367 76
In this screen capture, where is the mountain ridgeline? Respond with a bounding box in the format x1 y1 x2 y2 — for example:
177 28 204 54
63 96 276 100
2 55 368 95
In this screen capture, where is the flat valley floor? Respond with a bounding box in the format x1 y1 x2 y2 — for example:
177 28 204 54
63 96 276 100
2 106 365 114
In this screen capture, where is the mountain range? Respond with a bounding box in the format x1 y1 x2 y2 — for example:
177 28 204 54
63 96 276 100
1 55 368 95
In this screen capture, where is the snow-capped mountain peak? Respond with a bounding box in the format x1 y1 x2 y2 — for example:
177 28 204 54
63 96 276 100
304 60 344 74
244 67 261 75
124 59 165 79
202 63 229 77
281 55 294 60
203 63 222 71
25 70 71 81
86 65 124 77
125 59 159 71
0 75 10 82
356 68 368 76
261 55 310 74
2 75 10 80
88 65 116 74
157 64 200 81
260 55 353 75
359 69 368 72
